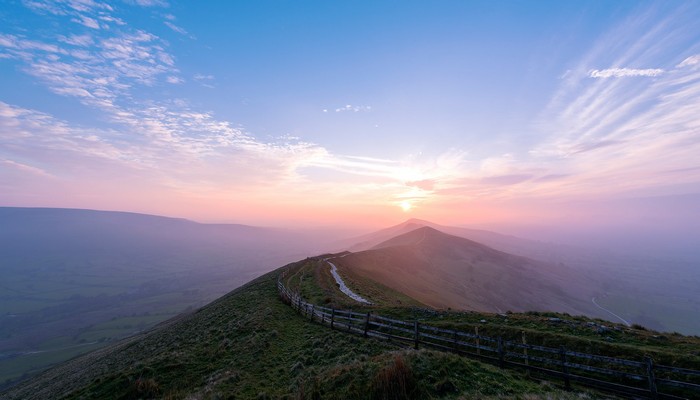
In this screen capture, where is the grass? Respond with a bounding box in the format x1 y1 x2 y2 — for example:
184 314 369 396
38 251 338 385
294 350 565 400
283 257 425 310
2 261 593 400
282 256 700 371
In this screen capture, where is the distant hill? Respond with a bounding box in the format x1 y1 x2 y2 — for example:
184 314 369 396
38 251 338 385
343 218 551 257
0 207 332 388
336 226 601 316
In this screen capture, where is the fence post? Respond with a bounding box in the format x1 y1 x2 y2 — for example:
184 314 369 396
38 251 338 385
414 321 420 349
330 308 335 330
497 337 504 368
522 332 530 377
364 312 371 337
475 326 480 356
297 296 302 313
452 330 458 352
310 304 315 322
645 357 658 400
560 346 571 390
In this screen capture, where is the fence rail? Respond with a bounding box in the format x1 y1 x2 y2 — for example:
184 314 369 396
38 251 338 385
277 275 700 400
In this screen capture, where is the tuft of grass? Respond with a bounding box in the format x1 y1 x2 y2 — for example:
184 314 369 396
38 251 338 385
370 354 417 400
132 377 160 398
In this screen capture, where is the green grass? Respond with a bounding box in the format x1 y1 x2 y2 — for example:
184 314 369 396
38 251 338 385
283 257 425 310
5 256 698 399
3 262 592 400
282 256 700 371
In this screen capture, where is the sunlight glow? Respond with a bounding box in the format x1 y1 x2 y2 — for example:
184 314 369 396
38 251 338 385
400 201 413 212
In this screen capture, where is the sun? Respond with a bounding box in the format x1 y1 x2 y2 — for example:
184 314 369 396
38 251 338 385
400 201 413 212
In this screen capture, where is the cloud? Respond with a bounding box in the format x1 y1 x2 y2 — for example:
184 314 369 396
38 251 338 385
59 34 93 47
126 0 169 7
166 75 183 84
677 55 700 68
72 15 100 29
164 21 187 35
1 159 53 177
570 139 624 155
589 68 664 78
532 4 700 200
533 174 571 182
193 73 214 81
193 73 214 88
480 174 534 186
334 104 372 113
4 0 470 220
0 33 66 54
406 179 435 190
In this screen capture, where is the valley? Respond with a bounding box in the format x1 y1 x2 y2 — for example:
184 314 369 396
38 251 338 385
0 207 335 388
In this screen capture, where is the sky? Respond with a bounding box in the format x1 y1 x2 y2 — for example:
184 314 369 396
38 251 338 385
1 1 700 238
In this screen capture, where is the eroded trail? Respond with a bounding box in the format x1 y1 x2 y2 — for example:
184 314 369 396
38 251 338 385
326 259 371 304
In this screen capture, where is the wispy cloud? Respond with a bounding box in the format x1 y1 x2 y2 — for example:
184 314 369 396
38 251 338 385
126 0 169 7
164 21 188 36
59 34 93 47
1 159 53 177
193 73 214 88
5 0 698 223
332 104 372 113
589 68 664 78
677 55 700 68
166 76 183 84
72 15 100 29
530 4 700 200
1 0 448 214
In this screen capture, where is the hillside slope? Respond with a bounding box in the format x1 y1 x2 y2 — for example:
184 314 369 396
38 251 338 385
336 227 600 316
342 219 700 335
2 262 580 400
0 207 331 387
343 218 551 258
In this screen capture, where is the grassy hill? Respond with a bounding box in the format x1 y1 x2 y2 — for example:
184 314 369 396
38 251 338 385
335 227 600 317
2 261 602 400
283 256 700 366
341 219 700 336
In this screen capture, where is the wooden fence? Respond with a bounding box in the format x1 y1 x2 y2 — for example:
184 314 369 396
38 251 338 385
277 278 700 400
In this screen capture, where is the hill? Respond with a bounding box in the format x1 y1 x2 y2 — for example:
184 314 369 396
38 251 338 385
342 219 700 335
1 263 584 400
343 218 551 257
0 207 333 388
335 226 601 316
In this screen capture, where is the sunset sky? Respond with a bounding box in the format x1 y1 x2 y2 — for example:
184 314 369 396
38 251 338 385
1 1 699 232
